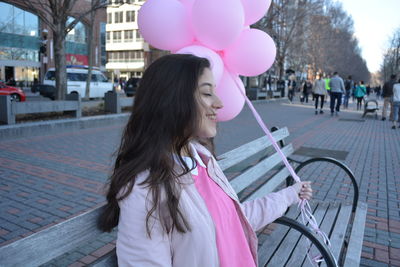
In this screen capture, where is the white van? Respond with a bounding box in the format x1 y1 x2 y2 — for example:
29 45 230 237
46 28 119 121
43 67 113 98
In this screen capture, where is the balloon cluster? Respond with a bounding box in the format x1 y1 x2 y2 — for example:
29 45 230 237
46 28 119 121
138 0 275 121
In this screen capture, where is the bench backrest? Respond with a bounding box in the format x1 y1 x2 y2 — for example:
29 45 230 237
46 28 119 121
0 127 292 266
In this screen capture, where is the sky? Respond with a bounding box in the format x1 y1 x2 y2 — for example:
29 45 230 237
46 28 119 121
336 0 400 73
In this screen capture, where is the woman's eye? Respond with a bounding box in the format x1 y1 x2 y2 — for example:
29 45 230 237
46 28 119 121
203 93 212 96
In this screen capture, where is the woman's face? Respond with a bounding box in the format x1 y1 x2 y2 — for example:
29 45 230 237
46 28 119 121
195 68 223 139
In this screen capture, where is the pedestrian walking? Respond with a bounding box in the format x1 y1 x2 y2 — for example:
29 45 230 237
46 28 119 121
343 75 354 109
381 74 397 121
288 74 297 103
312 75 327 114
98 54 312 267
302 79 312 103
324 74 331 102
391 79 400 129
354 81 366 110
329 72 345 116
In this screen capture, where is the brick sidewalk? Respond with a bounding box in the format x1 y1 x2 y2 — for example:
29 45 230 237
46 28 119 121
1 97 399 266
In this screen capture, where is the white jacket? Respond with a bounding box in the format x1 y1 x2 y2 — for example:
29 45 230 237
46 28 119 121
393 83 400 102
116 142 300 266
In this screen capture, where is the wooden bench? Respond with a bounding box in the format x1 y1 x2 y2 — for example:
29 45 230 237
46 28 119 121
0 94 81 125
0 127 367 266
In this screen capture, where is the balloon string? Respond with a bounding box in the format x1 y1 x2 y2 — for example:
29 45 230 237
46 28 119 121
230 74 337 266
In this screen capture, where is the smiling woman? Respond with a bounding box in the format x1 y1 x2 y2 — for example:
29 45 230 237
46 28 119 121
98 54 312 267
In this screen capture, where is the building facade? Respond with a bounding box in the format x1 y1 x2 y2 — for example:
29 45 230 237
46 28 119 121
0 0 106 84
106 0 146 81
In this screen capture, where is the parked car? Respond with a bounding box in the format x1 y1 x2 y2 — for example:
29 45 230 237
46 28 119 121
124 77 140 97
0 82 26 102
31 84 57 100
43 67 113 99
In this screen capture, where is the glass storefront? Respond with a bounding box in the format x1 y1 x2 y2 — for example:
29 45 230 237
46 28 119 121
66 17 88 56
0 2 39 37
0 2 40 82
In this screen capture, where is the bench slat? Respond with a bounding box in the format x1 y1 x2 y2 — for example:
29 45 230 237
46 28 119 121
0 206 103 267
343 202 368 266
320 204 352 267
230 144 294 193
219 127 289 171
282 202 329 267
266 203 324 267
298 202 339 266
257 205 303 266
243 167 291 202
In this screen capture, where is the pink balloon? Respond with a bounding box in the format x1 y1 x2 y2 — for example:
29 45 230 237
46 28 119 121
216 70 245 121
192 0 244 51
224 29 276 76
176 45 224 84
241 0 272 26
179 0 194 12
138 0 194 51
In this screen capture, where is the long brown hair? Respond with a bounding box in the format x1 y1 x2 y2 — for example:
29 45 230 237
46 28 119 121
98 54 211 236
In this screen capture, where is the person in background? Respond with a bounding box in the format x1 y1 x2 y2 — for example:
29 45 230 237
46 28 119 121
324 74 331 102
329 72 345 116
354 81 366 111
391 78 400 129
302 79 312 103
381 74 397 121
312 75 327 115
366 84 371 96
98 54 312 267
288 74 297 103
343 75 354 109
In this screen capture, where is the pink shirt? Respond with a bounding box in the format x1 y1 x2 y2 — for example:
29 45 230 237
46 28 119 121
192 163 256 267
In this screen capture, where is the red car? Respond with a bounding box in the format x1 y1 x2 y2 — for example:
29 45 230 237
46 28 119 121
0 82 26 102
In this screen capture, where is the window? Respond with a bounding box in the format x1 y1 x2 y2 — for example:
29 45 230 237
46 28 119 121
106 32 111 43
124 30 133 42
107 13 112 24
0 2 39 36
126 11 135 22
113 31 122 43
135 30 142 41
115 11 123 23
66 17 87 44
107 51 144 63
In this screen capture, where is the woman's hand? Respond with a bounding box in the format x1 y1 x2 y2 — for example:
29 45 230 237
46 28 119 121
293 181 313 200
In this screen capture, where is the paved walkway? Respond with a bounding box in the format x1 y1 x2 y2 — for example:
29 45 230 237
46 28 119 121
0 96 399 266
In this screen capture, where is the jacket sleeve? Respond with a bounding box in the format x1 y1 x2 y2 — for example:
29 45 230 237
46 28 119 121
241 186 300 232
116 181 172 267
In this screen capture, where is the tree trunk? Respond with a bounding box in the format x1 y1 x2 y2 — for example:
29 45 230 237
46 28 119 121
53 23 67 100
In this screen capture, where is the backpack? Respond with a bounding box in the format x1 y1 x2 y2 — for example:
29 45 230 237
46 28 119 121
345 80 352 91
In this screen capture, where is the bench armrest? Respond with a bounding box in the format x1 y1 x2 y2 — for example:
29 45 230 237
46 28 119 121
274 216 338 267
294 157 359 212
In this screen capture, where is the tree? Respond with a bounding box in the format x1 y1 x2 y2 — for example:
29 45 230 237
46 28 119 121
254 0 370 83
380 28 400 82
7 0 106 100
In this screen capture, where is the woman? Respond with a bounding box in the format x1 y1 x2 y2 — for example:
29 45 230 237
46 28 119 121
98 54 312 267
354 81 366 110
313 75 327 115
